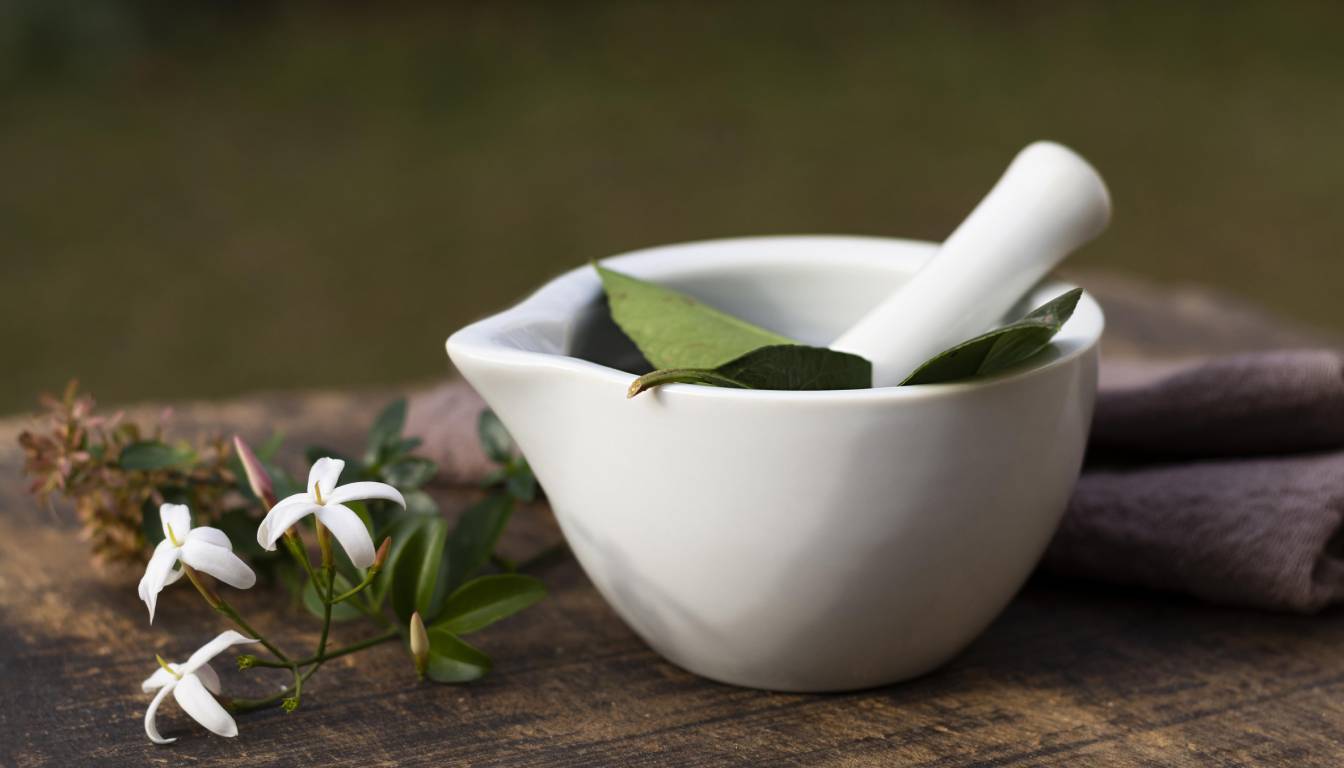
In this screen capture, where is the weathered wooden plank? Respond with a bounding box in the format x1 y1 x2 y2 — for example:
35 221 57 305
3 273 1343 766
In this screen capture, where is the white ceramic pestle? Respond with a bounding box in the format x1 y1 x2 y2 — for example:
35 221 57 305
831 141 1112 386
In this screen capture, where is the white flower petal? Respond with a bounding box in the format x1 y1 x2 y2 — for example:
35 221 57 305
160 504 192 543
193 662 222 695
316 504 376 568
163 565 185 588
138 539 182 624
307 457 345 498
142 666 178 693
185 526 232 549
326 481 406 509
256 495 321 550
173 674 238 738
180 630 258 677
181 538 256 590
145 683 176 744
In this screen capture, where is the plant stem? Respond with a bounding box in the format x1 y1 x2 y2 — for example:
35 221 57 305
181 565 291 663
315 520 334 659
284 528 319 585
228 664 320 714
331 567 379 604
244 629 400 668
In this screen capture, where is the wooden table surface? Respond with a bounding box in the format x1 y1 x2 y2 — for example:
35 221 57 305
3 274 1342 767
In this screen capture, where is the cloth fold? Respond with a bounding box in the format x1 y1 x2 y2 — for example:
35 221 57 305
409 349 1344 613
1045 349 1344 612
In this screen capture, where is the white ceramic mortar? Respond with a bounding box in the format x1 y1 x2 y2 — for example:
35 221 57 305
447 235 1102 692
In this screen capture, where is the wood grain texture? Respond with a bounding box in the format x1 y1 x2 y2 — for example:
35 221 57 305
2 274 1342 767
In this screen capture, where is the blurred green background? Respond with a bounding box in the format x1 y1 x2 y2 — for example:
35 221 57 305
3 1 1342 414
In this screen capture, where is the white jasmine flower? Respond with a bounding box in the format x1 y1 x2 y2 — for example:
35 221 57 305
256 457 404 568
143 630 259 744
138 504 256 623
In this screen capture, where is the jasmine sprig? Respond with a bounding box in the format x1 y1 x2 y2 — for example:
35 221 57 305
128 400 551 745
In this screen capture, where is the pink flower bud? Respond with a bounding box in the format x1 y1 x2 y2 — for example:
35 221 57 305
233 435 276 509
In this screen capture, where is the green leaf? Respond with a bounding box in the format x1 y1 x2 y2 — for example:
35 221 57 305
424 627 492 683
367 514 426 608
140 498 164 545
216 507 268 559
119 440 194 470
301 574 363 622
257 430 285 460
596 264 795 370
434 574 545 635
394 436 423 455
366 398 408 464
480 467 508 488
270 466 303 501
403 489 440 517
504 462 536 503
477 409 515 464
628 344 872 397
446 494 514 590
901 289 1083 386
390 515 450 624
380 457 438 489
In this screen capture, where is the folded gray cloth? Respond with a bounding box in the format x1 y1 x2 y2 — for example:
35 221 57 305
410 349 1344 612
1045 451 1344 612
1044 349 1344 612
1090 350 1344 460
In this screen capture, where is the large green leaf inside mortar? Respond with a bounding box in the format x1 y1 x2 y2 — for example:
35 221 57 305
900 288 1082 385
596 264 796 369
595 263 1079 394
626 344 872 397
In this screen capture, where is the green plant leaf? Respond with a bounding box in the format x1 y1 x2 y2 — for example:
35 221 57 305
380 457 438 489
390 515 451 624
119 440 194 470
367 514 422 608
433 574 545 635
393 436 423 455
628 344 872 397
301 574 363 622
403 489 440 516
480 467 508 488
257 430 285 460
596 264 796 370
140 498 164 545
504 462 536 502
366 398 408 464
477 409 515 464
901 288 1083 386
424 627 492 683
446 494 514 590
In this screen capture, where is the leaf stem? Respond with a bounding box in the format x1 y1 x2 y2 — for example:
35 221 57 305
284 528 319 586
244 629 400 668
181 564 291 663
315 520 334 660
228 664 320 714
330 567 379 604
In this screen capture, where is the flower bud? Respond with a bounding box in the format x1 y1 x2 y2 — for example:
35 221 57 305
236 654 257 670
232 435 277 509
409 611 429 680
371 538 391 573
